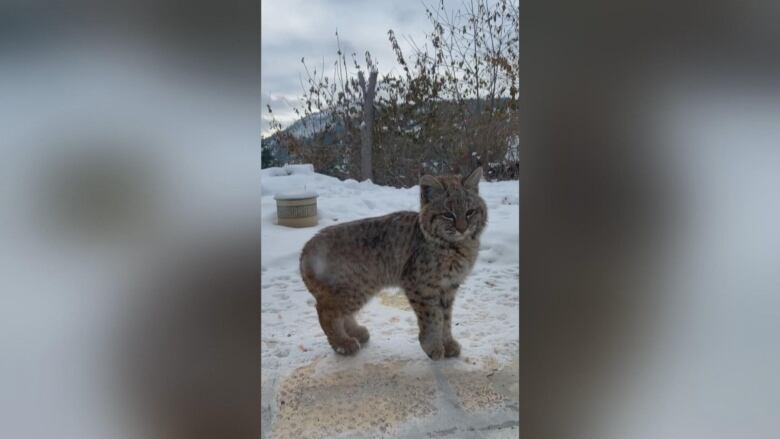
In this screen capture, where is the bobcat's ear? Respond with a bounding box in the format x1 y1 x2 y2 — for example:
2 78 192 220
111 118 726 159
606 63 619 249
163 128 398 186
420 174 444 204
463 167 483 193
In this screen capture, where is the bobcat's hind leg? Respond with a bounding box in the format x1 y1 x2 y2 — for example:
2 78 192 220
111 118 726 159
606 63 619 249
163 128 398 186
316 303 360 355
343 314 370 345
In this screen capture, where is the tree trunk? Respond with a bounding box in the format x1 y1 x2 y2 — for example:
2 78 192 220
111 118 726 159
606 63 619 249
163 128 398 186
358 69 377 181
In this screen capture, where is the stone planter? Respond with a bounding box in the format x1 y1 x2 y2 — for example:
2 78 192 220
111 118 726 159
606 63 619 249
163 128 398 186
274 192 318 227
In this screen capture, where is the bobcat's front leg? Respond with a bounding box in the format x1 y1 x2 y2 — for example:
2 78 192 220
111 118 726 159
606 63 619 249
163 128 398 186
440 290 460 357
407 292 445 360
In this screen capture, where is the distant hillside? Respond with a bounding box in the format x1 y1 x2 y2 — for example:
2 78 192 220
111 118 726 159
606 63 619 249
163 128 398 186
261 97 518 177
282 111 340 139
267 98 513 140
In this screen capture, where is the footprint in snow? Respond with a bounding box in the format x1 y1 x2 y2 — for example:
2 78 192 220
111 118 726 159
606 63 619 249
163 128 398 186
264 319 282 327
275 348 290 358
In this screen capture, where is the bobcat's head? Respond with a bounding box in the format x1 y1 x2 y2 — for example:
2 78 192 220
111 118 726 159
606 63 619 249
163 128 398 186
419 167 488 244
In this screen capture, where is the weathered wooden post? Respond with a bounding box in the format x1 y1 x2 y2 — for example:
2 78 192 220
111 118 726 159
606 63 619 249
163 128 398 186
357 68 378 182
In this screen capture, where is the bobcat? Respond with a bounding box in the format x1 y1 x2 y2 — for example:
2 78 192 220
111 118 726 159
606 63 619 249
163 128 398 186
299 167 487 359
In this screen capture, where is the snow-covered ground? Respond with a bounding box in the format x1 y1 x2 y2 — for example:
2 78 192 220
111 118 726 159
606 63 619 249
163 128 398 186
261 165 519 438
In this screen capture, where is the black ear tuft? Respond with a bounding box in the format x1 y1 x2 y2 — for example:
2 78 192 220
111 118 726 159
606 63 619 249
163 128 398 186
420 174 444 204
463 167 483 192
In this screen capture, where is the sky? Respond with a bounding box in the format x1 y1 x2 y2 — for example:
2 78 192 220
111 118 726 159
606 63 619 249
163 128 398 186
261 0 433 136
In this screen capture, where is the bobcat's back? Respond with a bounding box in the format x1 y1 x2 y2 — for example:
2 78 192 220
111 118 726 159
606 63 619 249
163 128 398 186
299 211 421 297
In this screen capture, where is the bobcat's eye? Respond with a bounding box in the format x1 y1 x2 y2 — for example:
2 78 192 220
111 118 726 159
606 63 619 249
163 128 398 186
466 209 476 218
442 212 455 221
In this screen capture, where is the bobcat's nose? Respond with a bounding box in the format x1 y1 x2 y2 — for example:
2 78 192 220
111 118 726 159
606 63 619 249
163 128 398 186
455 217 468 233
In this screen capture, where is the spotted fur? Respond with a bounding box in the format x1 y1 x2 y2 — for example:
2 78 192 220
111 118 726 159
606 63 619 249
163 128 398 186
299 167 487 359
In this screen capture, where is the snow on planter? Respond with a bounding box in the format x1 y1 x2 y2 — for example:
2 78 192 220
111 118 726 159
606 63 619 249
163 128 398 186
283 164 314 175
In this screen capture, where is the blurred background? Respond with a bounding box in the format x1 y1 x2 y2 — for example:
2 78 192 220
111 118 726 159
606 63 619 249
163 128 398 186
1 1 260 439
521 1 780 438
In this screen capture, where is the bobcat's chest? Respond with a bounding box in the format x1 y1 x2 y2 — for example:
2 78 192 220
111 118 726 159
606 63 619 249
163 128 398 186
436 244 477 289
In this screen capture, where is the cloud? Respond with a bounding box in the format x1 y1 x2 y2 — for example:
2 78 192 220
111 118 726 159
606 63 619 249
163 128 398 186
261 0 432 134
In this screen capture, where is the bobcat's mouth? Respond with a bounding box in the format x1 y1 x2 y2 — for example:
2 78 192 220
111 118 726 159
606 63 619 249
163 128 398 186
451 221 478 238
448 229 469 241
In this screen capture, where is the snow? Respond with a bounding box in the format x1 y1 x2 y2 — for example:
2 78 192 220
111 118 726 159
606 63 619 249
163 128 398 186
263 167 289 177
283 163 314 175
261 168 519 375
273 191 318 200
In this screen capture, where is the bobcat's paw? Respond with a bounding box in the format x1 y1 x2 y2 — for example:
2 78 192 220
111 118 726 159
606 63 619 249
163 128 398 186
444 338 461 357
346 324 370 344
420 336 445 360
423 344 445 360
330 337 361 356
